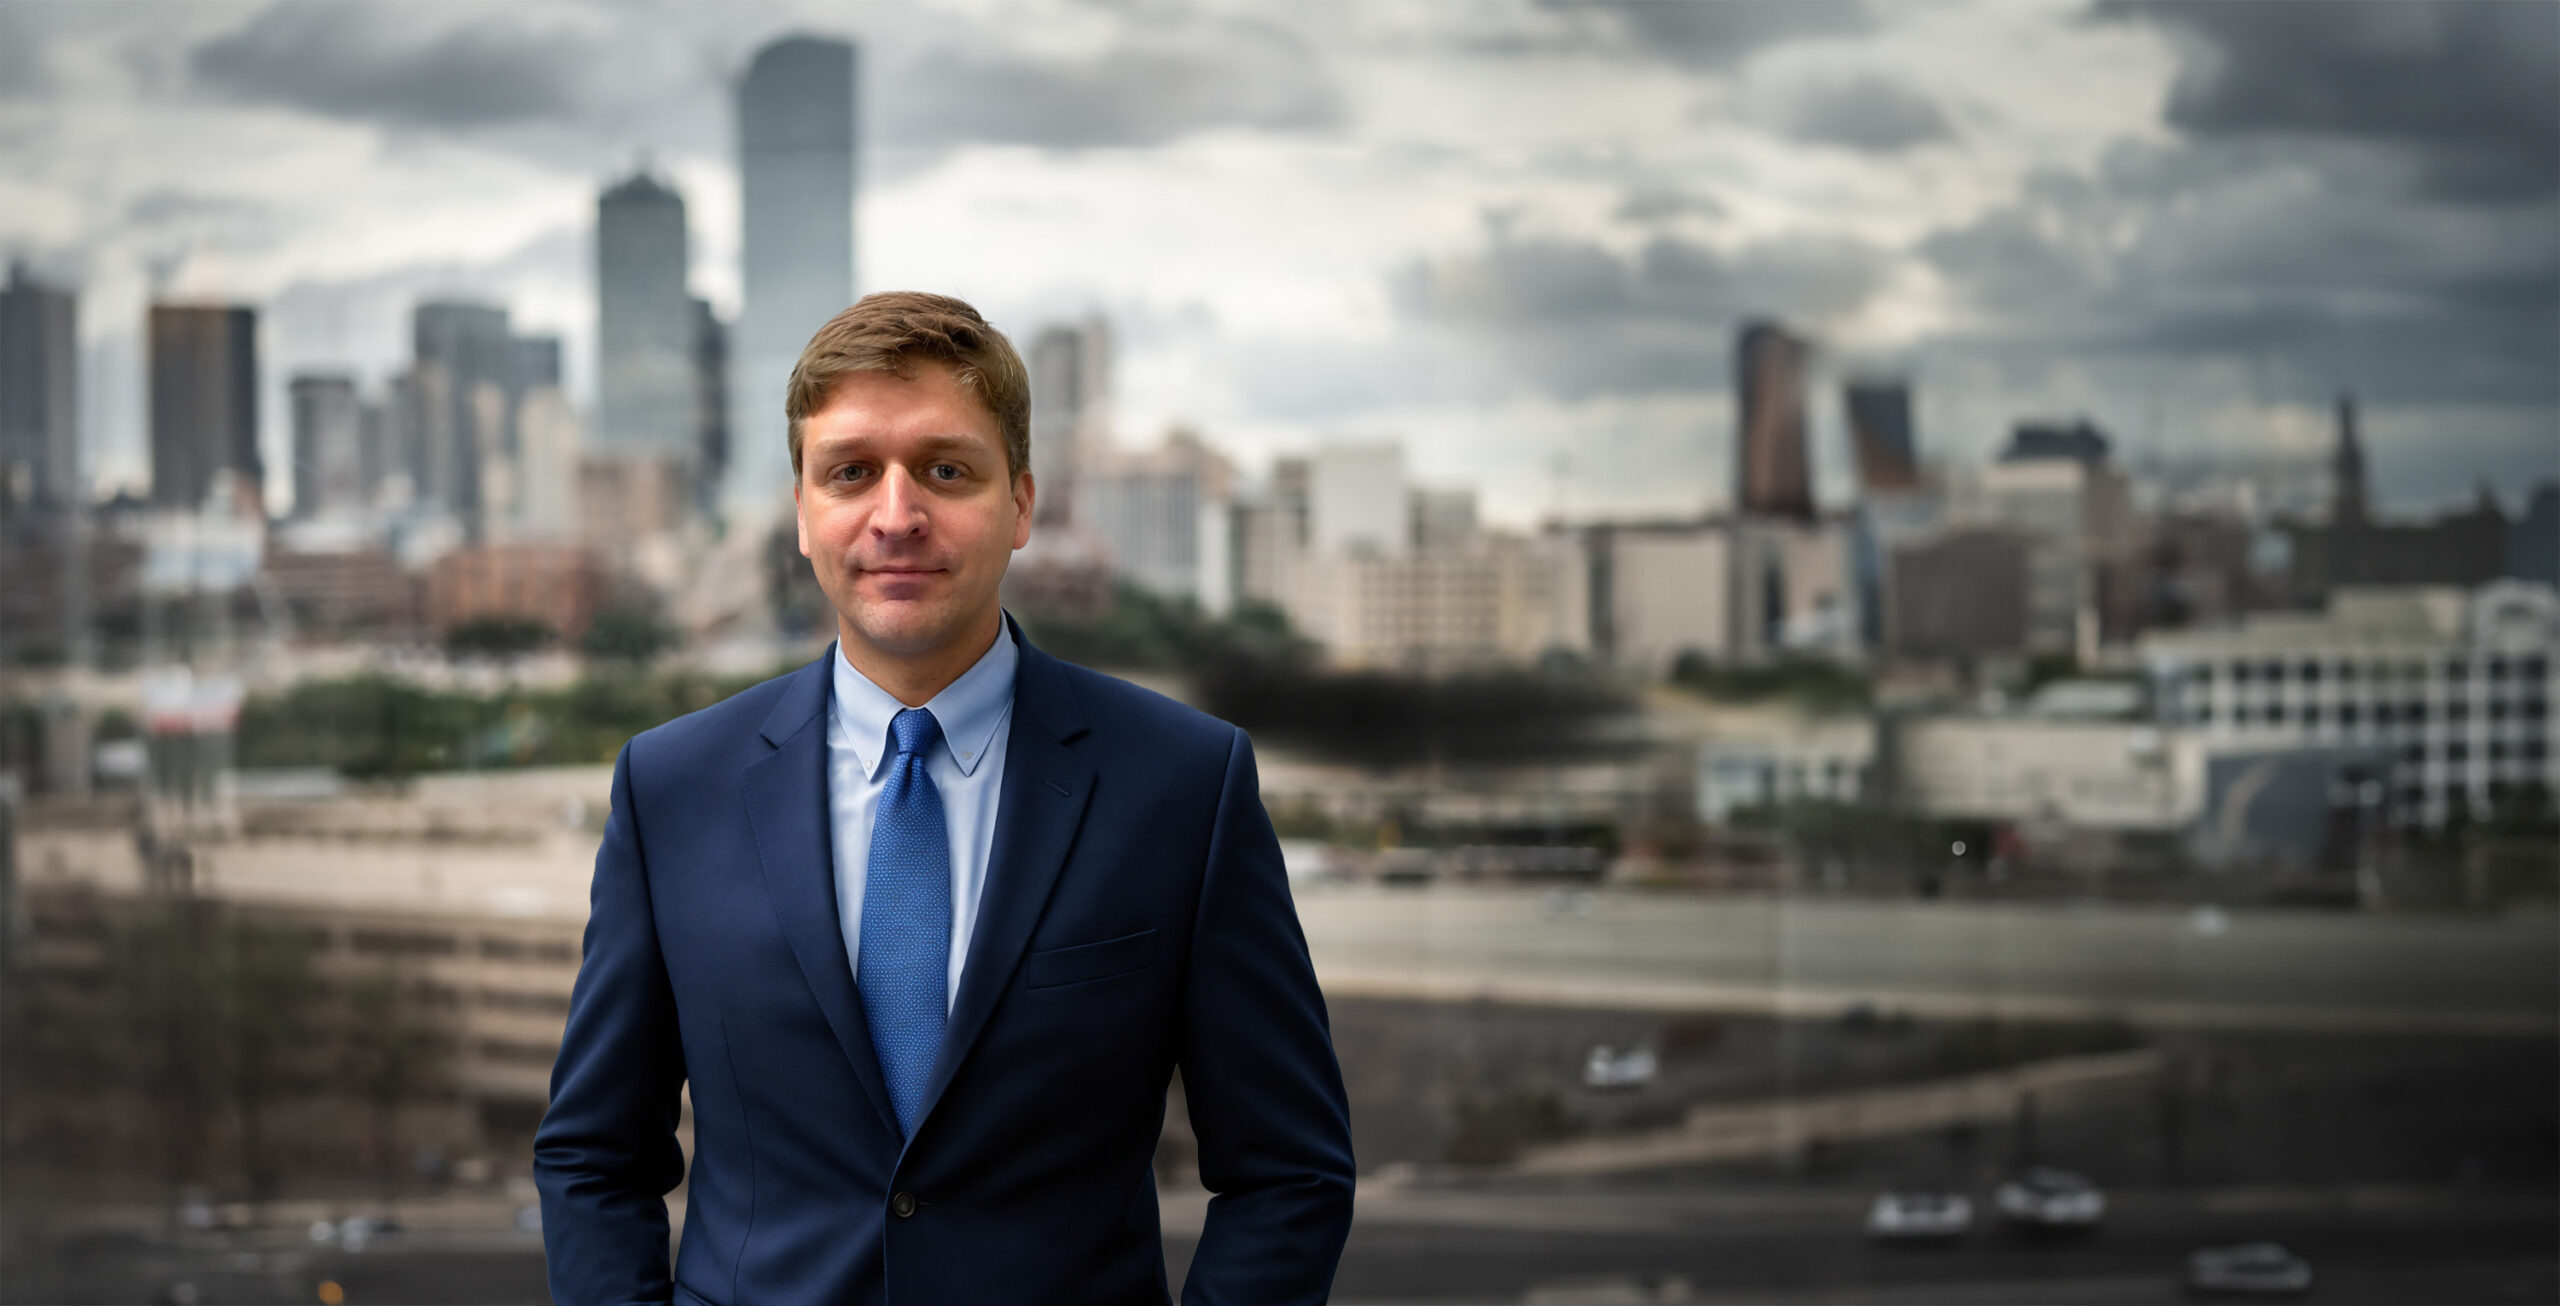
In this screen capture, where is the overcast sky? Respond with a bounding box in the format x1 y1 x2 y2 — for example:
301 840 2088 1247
2 0 2553 524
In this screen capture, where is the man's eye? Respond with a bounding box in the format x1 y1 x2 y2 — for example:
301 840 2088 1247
930 464 963 481
834 465 868 482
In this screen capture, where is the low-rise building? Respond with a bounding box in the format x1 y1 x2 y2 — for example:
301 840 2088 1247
2142 581 2558 828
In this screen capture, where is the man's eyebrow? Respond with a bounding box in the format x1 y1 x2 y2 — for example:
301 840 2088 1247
804 431 995 459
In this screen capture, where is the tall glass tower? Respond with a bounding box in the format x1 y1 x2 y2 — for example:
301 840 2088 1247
730 35 857 523
597 168 698 459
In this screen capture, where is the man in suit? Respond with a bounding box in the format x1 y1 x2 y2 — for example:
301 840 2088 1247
535 292 1355 1305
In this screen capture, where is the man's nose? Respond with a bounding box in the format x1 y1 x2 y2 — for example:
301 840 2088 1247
869 466 929 537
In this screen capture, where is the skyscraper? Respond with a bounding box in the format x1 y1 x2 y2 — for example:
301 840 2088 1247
1735 320 1813 520
1843 378 1918 495
2331 392 2368 527
731 35 856 518
693 297 729 517
288 372 364 519
148 303 260 512
1028 319 1110 528
597 169 698 458
0 261 78 510
411 300 514 531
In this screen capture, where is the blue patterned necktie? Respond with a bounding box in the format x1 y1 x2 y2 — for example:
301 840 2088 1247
859 707 951 1138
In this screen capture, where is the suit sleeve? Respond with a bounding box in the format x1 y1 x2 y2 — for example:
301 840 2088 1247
1178 727 1357 1306
534 742 689 1306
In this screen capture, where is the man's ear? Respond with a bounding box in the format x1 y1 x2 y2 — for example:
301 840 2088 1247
1012 471 1036 550
794 479 811 558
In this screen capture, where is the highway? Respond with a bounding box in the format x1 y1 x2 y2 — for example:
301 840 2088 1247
1295 887 2560 1035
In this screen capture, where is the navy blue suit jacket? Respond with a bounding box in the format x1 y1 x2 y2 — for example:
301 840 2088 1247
534 624 1355 1305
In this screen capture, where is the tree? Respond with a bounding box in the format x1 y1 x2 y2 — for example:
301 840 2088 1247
211 916 321 1208
342 965 455 1212
444 616 556 659
581 600 682 665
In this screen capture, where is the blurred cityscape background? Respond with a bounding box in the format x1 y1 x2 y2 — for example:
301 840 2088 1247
1 2 2554 1303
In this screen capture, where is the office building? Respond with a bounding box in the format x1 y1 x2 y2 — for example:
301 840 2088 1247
1946 427 2136 656
693 298 729 516
597 169 698 459
1727 515 1858 660
147 303 261 512
410 301 516 532
2144 581 2557 829
513 385 581 539
1231 456 1310 612
732 35 857 519
1027 319 1110 527
1 261 78 509
1885 527 2031 660
1589 523 1732 678
1289 533 1587 670
288 373 365 519
2330 393 2368 527
1843 378 1918 495
1735 320 1813 520
428 542 607 641
1083 432 1231 611
1310 443 1407 558
1409 487 1479 555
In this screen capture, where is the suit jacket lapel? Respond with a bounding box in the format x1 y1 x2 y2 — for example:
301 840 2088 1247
918 627 1093 1128
742 653 899 1138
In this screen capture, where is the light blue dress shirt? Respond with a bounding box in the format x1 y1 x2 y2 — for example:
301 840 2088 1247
826 627 1017 1011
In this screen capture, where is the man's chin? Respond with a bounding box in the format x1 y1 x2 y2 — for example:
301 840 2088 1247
841 602 981 659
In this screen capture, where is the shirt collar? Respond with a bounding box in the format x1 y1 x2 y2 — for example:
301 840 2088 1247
830 620 1019 781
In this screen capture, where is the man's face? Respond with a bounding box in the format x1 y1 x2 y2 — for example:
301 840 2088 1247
794 361 1034 668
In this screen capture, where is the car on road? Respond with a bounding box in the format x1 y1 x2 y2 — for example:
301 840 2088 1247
1865 1190 1972 1242
1581 1045 1656 1089
2185 1242 2312 1297
1995 1167 2105 1232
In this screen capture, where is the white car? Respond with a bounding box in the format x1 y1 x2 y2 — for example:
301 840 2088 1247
2185 1243 2312 1297
1995 1167 2105 1230
1581 1045 1657 1089
1865 1191 1972 1242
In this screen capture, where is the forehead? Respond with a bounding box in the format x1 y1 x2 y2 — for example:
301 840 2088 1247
801 362 1002 456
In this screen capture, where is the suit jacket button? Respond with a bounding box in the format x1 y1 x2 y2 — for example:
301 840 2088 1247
891 1191 918 1218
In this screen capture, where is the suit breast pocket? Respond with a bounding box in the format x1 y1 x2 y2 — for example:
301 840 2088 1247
1020 928 1157 990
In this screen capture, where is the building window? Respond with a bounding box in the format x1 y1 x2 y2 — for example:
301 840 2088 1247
2340 704 2360 727
2407 702 2429 724
2262 660 2286 684
2447 659 2470 682
2232 662 2253 683
2299 660 2322 683
2488 657 2509 680
2403 743 2426 762
2338 661 2359 682
2233 707 2252 725
2450 703 2470 724
2489 700 2508 721
2448 742 2470 763
2526 739 2548 762
2525 656 2547 680
2524 698 2546 720
2303 705 2323 726
2265 703 2288 723
2489 741 2508 762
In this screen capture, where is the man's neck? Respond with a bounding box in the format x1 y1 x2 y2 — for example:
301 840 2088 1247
838 610 1006 708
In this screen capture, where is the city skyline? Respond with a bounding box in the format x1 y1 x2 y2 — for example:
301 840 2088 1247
0 1 2550 527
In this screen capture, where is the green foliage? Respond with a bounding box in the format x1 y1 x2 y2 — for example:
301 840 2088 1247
444 616 556 658
236 664 793 778
1668 654 1872 711
581 600 682 665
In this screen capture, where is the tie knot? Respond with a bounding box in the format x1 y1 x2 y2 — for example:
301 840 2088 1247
889 707 943 759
